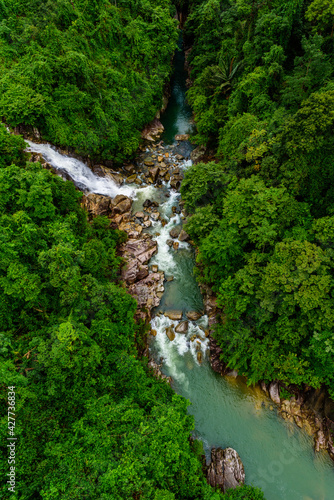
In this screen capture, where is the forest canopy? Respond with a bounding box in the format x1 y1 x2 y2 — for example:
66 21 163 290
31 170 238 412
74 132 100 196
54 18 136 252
181 0 334 399
0 0 178 160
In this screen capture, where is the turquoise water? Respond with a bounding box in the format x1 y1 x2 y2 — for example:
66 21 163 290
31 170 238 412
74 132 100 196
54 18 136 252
148 40 334 500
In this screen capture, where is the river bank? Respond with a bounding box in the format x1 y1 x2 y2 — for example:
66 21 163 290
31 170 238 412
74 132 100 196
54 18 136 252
22 37 334 500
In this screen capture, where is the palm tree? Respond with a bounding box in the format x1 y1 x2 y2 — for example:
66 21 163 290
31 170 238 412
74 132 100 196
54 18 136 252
206 53 242 96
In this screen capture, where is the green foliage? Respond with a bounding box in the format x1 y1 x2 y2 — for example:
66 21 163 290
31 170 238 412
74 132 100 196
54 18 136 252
0 0 178 160
181 0 334 400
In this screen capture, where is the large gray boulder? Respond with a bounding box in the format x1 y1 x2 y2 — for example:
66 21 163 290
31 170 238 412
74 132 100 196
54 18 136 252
207 447 245 493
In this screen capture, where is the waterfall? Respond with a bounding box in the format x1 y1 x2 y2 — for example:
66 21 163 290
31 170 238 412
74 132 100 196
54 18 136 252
26 140 135 198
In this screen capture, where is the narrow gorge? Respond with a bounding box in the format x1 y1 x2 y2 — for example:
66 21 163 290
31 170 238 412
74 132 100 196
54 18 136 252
25 39 334 500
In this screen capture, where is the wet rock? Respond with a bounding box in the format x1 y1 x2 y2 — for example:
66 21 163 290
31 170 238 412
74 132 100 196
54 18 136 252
173 241 179 250
121 238 158 265
150 329 157 337
315 430 327 452
186 311 203 321
123 163 136 175
166 276 174 282
143 220 152 228
143 199 159 208
175 154 184 160
165 326 175 342
122 260 149 284
175 321 189 334
169 226 181 239
151 265 158 273
128 272 164 319
207 447 245 493
111 195 133 215
126 174 137 183
191 145 206 164
269 382 281 405
166 239 173 247
164 310 183 320
106 172 124 186
151 211 160 221
158 156 163 162
175 134 190 141
178 229 189 242
144 159 155 167
141 118 164 141
81 194 111 216
197 351 203 364
148 359 172 384
135 211 144 219
149 166 159 182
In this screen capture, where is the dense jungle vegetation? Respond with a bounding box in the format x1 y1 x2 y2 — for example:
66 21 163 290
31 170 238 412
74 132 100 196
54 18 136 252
0 1 265 498
0 126 264 499
0 0 178 161
181 0 334 399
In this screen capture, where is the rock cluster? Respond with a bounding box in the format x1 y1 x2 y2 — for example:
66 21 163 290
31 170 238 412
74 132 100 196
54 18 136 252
207 447 245 493
262 382 334 460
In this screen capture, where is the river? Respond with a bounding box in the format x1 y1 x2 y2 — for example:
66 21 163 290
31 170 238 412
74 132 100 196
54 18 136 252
26 41 334 500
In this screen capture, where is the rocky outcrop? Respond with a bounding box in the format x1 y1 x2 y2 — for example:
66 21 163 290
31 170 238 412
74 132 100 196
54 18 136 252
128 272 164 321
141 118 164 141
260 381 334 461
121 238 158 265
190 145 206 164
207 447 245 493
148 358 172 384
81 193 132 218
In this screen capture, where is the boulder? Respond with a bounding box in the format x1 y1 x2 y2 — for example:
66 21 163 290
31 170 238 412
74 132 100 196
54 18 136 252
207 447 245 493
190 145 206 164
170 175 183 190
143 199 159 208
141 118 164 141
151 211 160 221
186 311 203 321
166 239 173 247
175 321 189 334
173 241 179 250
121 238 158 265
81 194 111 216
128 272 164 315
169 226 181 239
165 327 175 342
123 163 136 175
149 166 159 181
164 310 183 320
126 174 137 183
111 195 133 215
269 382 281 405
175 134 190 141
178 229 189 242
122 260 149 284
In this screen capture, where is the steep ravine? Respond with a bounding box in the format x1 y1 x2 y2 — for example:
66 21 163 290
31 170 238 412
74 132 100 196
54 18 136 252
25 44 334 500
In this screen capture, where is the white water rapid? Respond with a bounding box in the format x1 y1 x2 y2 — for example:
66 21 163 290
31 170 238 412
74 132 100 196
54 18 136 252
26 140 135 198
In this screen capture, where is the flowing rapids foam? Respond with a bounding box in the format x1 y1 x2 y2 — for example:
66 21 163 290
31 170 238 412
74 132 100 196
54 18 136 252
26 140 135 198
151 314 209 389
